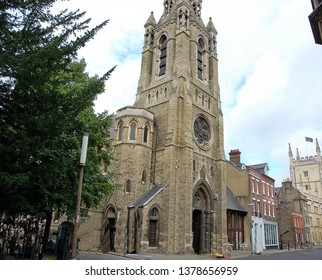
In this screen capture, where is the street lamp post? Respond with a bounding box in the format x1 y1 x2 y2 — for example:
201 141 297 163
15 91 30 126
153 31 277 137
71 132 89 259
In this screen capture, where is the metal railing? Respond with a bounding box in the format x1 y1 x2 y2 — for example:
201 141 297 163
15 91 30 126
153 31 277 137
0 217 43 260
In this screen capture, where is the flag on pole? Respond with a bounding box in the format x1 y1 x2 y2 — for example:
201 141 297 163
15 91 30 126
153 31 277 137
305 137 313 142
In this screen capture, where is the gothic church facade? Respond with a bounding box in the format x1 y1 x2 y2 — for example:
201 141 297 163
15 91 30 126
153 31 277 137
79 0 227 255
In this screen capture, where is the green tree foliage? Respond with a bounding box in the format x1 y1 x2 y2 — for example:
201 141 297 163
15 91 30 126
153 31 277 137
0 1 118 219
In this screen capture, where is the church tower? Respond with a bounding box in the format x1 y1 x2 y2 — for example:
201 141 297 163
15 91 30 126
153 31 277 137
288 140 322 245
80 0 227 255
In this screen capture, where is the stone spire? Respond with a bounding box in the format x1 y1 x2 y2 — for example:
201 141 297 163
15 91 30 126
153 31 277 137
144 11 157 28
207 17 218 55
316 138 321 162
288 143 293 160
289 143 295 184
296 147 300 160
143 12 156 49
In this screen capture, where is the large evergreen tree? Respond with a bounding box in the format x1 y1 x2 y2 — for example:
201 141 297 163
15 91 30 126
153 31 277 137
0 0 117 247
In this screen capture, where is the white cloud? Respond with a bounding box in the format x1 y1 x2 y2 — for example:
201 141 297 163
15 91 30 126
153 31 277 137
54 0 322 187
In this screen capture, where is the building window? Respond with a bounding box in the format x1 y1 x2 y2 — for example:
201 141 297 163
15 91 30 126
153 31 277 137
267 184 270 197
141 169 147 183
264 224 278 246
308 204 311 212
118 121 123 141
129 122 136 140
263 182 266 195
272 203 275 217
143 125 149 143
197 38 204 80
125 180 131 194
314 206 319 214
304 171 308 177
256 180 260 194
159 35 167 76
252 178 255 193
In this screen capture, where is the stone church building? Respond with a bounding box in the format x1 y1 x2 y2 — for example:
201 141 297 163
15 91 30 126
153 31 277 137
79 0 227 255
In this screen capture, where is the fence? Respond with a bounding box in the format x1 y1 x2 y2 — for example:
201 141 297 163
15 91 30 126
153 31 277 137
0 217 43 260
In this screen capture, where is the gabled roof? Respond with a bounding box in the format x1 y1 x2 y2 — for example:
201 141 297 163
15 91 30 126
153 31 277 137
129 185 163 208
226 187 248 213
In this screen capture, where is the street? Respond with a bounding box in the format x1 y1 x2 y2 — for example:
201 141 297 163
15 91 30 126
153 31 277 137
234 247 322 260
77 247 322 260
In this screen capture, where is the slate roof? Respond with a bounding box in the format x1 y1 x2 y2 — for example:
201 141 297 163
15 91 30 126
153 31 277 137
248 163 269 174
226 187 248 213
129 185 163 208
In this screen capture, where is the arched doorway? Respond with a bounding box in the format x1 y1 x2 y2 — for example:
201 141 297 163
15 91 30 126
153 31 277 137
148 207 160 247
102 206 116 253
192 184 214 254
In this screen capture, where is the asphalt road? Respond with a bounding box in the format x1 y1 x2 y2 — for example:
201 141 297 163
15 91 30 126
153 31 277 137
77 247 322 260
234 247 322 260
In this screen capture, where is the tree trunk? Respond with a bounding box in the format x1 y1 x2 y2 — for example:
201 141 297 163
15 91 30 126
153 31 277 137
42 210 52 252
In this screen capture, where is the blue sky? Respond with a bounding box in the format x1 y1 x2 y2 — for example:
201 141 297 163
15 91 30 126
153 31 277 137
53 0 322 188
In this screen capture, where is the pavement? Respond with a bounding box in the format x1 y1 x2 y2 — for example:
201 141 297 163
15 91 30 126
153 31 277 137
78 246 312 260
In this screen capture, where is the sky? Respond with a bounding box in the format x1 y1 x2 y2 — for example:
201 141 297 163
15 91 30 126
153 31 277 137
53 0 322 188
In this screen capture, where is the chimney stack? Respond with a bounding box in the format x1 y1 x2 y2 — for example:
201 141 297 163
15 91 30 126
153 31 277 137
229 149 241 164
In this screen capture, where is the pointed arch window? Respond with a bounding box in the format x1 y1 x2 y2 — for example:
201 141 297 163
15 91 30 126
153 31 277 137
125 179 132 194
141 169 147 183
130 122 137 140
143 125 149 143
197 38 204 80
159 35 167 76
118 121 123 141
164 87 168 98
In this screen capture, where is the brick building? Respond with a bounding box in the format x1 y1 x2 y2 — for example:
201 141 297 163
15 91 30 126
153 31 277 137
276 180 308 248
227 149 279 254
